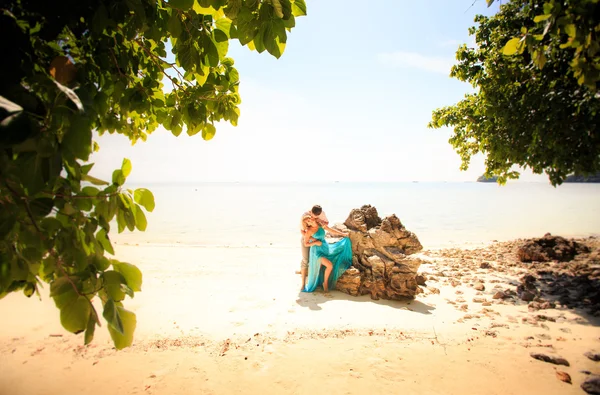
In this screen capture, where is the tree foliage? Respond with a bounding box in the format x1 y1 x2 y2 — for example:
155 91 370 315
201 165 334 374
429 0 600 185
0 0 305 348
489 0 600 91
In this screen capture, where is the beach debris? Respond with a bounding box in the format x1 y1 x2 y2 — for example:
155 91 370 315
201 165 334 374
219 339 231 356
585 351 600 362
30 347 44 356
427 286 440 294
555 371 572 384
529 352 569 366
581 375 600 394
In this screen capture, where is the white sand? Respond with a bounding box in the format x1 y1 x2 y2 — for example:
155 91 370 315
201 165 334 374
1 244 598 394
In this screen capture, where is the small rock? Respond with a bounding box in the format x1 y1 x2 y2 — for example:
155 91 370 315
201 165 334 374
585 351 600 362
555 371 572 384
520 291 535 302
474 283 485 291
473 298 486 303
535 333 552 340
530 352 569 366
427 286 440 294
482 302 492 306
493 291 507 300
480 262 491 269
581 375 600 394
416 275 427 286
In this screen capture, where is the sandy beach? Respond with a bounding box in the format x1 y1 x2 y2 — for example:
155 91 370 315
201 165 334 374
1 239 599 395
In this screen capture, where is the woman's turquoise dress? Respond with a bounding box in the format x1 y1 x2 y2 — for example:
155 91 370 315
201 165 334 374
303 227 353 292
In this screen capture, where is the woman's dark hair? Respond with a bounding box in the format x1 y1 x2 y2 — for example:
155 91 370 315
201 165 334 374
311 205 323 216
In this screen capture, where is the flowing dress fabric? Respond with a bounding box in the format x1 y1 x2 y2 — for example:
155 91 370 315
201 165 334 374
303 227 353 292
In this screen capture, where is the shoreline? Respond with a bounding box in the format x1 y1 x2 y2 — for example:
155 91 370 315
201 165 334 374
1 236 599 394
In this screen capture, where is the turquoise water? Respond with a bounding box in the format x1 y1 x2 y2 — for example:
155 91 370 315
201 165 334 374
112 182 600 249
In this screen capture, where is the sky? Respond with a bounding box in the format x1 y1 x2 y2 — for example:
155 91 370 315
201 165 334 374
91 0 548 183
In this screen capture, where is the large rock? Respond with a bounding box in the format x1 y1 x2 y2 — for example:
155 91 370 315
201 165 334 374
335 205 424 300
517 233 589 262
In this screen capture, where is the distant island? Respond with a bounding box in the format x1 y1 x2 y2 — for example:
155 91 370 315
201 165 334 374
477 175 498 183
564 172 600 183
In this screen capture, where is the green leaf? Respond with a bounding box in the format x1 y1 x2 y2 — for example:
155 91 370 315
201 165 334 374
502 37 523 56
84 312 97 345
564 24 576 38
291 0 306 16
112 260 143 292
112 169 125 186
271 0 284 18
62 116 92 161
121 158 132 177
103 271 127 302
216 17 232 37
106 302 136 349
202 123 216 140
117 210 126 233
97 229 115 255
29 198 54 218
224 0 242 19
81 186 100 196
168 12 182 38
133 188 155 212
168 0 194 11
133 204 148 231
82 174 109 186
103 298 124 334
533 14 552 23
60 294 91 334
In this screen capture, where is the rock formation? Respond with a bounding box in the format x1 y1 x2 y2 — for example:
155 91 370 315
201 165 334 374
332 205 424 300
517 233 590 262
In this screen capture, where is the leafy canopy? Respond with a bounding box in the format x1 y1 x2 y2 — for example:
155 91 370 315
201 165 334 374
489 0 600 91
429 0 600 185
0 0 305 348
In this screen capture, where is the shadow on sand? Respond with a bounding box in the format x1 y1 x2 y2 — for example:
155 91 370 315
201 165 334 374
295 290 435 314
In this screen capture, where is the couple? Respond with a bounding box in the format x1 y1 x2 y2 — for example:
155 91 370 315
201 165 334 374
299 205 353 295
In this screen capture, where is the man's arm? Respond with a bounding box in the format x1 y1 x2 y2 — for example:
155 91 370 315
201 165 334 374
323 225 349 237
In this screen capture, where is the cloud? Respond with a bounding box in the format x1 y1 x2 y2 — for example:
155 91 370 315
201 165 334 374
377 51 454 75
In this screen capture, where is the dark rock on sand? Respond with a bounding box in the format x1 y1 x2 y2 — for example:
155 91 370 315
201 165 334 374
517 233 590 262
581 375 600 394
585 351 600 362
530 352 570 366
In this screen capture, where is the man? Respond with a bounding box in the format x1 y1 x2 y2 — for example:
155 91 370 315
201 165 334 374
297 204 329 276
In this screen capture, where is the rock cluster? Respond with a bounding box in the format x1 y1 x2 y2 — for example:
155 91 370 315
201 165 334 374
517 233 589 262
333 205 423 300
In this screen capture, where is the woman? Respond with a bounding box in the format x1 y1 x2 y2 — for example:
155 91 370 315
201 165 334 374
301 216 353 294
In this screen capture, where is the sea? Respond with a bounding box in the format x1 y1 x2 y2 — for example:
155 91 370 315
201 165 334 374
112 182 600 250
